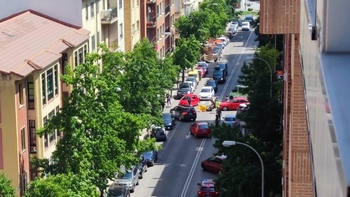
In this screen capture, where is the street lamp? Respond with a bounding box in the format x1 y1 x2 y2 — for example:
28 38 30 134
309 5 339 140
222 140 264 197
247 57 273 97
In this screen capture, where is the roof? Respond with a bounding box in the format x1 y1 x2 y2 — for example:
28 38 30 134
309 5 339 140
0 10 90 77
197 122 208 125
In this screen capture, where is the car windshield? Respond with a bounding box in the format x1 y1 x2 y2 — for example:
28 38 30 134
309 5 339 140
225 117 236 121
207 81 216 85
179 84 189 88
213 70 222 76
186 77 195 82
201 89 211 92
200 187 216 192
142 151 153 157
242 22 249 26
213 47 220 54
199 124 209 129
162 114 172 120
120 171 132 179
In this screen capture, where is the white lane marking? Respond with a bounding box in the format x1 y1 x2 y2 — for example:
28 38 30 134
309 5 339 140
220 30 254 100
180 139 206 197
162 123 180 151
185 130 191 139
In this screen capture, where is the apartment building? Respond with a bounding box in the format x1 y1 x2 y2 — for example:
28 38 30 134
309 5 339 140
82 0 125 52
0 10 89 196
260 0 350 196
140 0 175 58
124 0 141 51
173 0 185 42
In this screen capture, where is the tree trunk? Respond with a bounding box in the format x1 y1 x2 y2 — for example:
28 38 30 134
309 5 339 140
182 69 185 82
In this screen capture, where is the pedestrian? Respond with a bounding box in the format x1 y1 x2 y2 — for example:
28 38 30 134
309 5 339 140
216 108 222 119
188 97 192 106
166 93 171 107
215 99 220 109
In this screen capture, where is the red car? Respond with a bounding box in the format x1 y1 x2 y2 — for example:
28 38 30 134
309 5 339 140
201 155 226 174
190 122 211 138
194 66 206 78
179 94 200 106
197 179 219 197
219 97 249 111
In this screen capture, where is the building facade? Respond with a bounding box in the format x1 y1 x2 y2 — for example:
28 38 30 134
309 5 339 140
0 10 89 196
140 0 175 58
82 0 125 52
124 0 141 51
260 0 350 196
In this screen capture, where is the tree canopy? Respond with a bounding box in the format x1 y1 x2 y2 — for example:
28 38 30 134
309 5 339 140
0 172 16 197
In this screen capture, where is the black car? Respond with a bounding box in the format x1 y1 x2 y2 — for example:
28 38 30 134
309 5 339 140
215 62 228 76
206 79 218 93
170 105 197 121
107 185 130 197
212 69 226 84
150 127 167 141
162 113 176 130
142 150 158 167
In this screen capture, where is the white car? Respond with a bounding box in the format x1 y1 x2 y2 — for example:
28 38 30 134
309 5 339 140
222 114 236 126
241 22 250 31
199 86 215 100
218 36 229 46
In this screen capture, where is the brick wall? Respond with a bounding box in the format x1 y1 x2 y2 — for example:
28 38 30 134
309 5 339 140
260 0 300 34
284 34 313 197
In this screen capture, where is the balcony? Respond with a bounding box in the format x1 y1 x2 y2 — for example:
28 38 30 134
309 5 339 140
147 0 156 4
165 27 171 37
147 16 157 28
165 5 171 16
101 7 118 24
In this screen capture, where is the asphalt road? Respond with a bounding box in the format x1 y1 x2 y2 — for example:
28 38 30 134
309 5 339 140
132 28 258 197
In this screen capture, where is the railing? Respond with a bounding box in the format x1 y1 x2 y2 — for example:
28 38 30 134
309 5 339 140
147 16 157 28
147 0 156 3
165 5 170 15
101 7 118 24
165 27 171 37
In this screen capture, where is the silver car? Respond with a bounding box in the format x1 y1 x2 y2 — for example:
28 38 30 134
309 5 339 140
114 165 140 193
185 77 198 90
222 114 237 127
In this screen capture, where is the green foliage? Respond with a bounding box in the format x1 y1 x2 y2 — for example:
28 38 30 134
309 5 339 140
117 38 177 118
33 43 165 196
0 172 16 197
25 174 99 197
172 36 201 81
212 44 283 196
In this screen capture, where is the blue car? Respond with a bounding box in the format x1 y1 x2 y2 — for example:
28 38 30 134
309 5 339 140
142 150 158 167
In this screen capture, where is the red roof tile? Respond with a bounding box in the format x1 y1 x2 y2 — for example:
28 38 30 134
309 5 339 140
0 10 90 77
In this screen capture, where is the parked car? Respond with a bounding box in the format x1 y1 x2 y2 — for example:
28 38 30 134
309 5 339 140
219 97 249 111
185 77 198 90
194 66 206 78
178 94 200 106
142 150 158 167
106 185 131 197
177 82 194 98
201 155 226 174
188 70 200 83
218 36 228 46
190 122 212 138
170 105 197 121
212 69 226 84
197 179 219 197
241 21 250 31
197 62 209 75
244 14 254 25
231 21 239 28
213 46 222 60
114 165 140 193
199 86 215 101
222 114 237 126
150 126 167 141
162 113 176 130
206 79 218 93
229 26 238 34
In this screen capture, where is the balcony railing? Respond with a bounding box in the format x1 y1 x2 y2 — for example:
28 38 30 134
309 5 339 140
165 27 171 37
101 7 118 24
147 0 156 4
165 5 171 15
147 16 157 28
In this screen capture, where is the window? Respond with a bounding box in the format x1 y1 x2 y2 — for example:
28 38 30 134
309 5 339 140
43 117 48 148
132 24 135 34
78 48 84 65
18 82 24 105
119 0 123 8
48 110 56 143
21 128 26 151
54 65 58 95
28 76 34 109
96 0 99 14
91 35 96 51
29 120 36 153
90 1 95 18
137 20 140 31
21 172 27 194
47 68 54 100
55 106 61 139
85 4 89 20
41 73 46 105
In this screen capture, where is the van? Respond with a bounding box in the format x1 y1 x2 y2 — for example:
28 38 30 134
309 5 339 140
188 70 200 83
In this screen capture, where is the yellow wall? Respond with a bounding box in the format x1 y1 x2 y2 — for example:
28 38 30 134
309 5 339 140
0 74 21 192
124 0 141 51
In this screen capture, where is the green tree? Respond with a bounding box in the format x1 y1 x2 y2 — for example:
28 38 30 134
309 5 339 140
172 36 201 82
0 172 16 197
175 12 211 42
33 45 157 197
25 174 98 197
117 38 177 118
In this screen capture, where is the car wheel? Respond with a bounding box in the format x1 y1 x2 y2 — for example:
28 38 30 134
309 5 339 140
130 186 135 193
145 166 148 172
223 106 228 111
139 174 143 179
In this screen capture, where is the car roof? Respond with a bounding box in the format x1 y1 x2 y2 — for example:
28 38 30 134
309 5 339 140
202 86 213 89
186 76 196 79
201 179 215 187
197 122 208 125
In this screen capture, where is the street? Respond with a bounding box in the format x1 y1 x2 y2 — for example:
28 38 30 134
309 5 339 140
133 28 258 197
